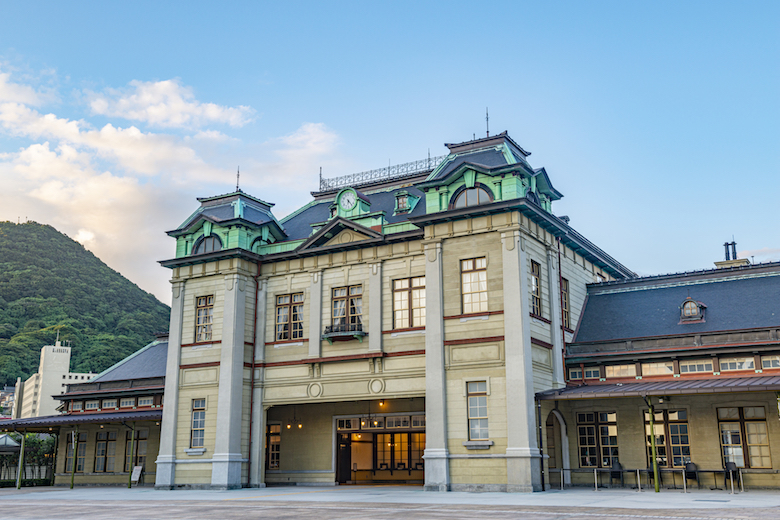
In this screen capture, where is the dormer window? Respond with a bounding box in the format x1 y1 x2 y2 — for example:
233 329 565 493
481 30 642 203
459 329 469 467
452 185 493 209
330 205 337 218
193 235 222 255
679 297 705 323
397 195 409 212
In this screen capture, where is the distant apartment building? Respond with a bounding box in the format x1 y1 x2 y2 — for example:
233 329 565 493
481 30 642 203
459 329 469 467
12 341 95 418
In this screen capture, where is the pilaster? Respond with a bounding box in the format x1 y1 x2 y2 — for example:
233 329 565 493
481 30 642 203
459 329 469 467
211 273 247 489
423 239 449 491
155 280 185 489
501 228 542 492
368 262 383 353
308 270 323 358
546 246 565 388
249 277 268 487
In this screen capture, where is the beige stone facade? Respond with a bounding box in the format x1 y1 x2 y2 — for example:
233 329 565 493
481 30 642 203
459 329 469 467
156 133 633 491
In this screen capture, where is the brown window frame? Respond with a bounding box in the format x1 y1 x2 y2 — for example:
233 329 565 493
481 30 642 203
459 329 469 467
561 277 570 329
392 277 426 329
266 424 281 469
531 260 542 316
125 428 149 472
190 398 206 449
275 293 304 341
644 409 691 468
331 285 363 331
65 432 87 473
94 431 117 473
717 406 771 469
577 412 618 468
195 295 214 342
461 257 488 315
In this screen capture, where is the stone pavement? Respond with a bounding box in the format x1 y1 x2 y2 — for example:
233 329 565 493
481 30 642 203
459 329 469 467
1 485 780 520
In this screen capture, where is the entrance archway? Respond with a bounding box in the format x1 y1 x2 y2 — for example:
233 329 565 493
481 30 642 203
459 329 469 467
546 409 571 486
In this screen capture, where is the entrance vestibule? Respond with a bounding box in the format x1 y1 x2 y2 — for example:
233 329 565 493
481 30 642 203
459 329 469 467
336 414 425 484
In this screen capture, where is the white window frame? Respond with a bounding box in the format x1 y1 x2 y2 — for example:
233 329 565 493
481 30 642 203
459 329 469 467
120 397 135 408
679 359 713 374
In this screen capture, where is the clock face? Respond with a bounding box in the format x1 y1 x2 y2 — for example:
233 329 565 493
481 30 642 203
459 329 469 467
339 190 356 211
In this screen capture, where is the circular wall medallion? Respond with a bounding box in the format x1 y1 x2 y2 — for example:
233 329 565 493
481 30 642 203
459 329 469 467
340 231 353 243
308 383 322 398
368 378 384 394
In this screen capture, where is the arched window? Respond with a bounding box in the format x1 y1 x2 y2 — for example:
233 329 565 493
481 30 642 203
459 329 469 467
682 300 698 317
452 185 493 209
193 235 222 255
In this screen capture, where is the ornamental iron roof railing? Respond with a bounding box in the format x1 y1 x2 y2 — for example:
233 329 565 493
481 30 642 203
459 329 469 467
319 155 448 191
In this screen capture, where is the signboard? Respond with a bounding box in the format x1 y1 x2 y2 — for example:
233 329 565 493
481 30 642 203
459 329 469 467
131 466 143 484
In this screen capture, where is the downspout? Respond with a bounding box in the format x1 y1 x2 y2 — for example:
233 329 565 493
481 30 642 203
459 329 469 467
15 429 25 489
556 237 566 384
642 396 660 492
247 260 261 487
536 397 545 491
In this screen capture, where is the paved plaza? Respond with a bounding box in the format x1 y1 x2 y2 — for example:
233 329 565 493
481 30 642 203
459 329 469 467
2 485 780 520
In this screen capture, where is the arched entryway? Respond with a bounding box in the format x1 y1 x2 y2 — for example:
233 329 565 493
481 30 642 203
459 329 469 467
545 409 571 487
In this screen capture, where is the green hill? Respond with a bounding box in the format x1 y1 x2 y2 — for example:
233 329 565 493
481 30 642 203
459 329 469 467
0 221 170 386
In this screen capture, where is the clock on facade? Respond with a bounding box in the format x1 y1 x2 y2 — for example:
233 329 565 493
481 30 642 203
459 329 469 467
339 190 357 211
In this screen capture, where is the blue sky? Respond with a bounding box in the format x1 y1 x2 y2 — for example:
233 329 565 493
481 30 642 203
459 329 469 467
1 1 778 303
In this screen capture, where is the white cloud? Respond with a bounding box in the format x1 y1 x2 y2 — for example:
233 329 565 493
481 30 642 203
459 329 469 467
740 248 780 263
73 229 95 245
87 79 255 129
0 72 46 105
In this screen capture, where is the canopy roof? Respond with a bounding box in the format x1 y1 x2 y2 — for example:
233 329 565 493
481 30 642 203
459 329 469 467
0 410 162 432
537 375 780 400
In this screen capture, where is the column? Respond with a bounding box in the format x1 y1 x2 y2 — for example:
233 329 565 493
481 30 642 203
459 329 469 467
211 273 247 489
155 280 185 489
501 227 542 492
308 270 323 358
546 247 566 387
423 239 449 491
368 262 383 353
249 277 268 487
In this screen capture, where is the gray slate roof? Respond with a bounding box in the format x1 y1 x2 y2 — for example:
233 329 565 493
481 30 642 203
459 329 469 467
281 187 427 241
430 149 510 180
91 340 168 383
573 269 780 343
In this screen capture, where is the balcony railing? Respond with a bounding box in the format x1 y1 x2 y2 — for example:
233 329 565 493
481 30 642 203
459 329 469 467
323 322 367 344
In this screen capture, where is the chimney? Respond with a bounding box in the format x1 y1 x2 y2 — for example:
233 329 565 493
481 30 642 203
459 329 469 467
715 240 750 269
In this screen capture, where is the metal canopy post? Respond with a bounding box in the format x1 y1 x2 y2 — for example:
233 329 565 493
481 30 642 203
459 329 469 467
127 422 136 489
643 396 660 493
70 427 77 489
15 430 26 490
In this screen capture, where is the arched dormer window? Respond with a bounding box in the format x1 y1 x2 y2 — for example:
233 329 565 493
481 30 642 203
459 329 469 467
450 184 493 210
679 297 705 323
193 235 222 255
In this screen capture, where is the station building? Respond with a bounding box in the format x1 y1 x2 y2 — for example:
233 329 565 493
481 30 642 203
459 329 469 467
154 132 634 491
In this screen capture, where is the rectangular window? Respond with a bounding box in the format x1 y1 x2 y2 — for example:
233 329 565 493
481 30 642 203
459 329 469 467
85 400 99 410
718 407 771 468
531 260 542 316
762 355 780 369
461 258 488 314
641 362 674 376
577 412 618 468
94 431 117 473
569 367 599 380
331 285 363 331
720 357 755 372
266 424 281 469
125 429 148 472
645 410 690 468
392 277 426 329
120 398 135 408
65 432 87 472
102 399 117 408
561 278 570 329
467 381 489 440
195 295 214 342
605 365 636 378
275 293 304 341
71 401 82 411
191 398 206 448
137 397 154 407
679 359 713 374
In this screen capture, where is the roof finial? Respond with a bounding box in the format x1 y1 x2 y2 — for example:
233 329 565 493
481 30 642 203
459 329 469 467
486 107 489 137
236 167 240 192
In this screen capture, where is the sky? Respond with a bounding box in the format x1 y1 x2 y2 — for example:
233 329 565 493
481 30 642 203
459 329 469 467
0 1 778 304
